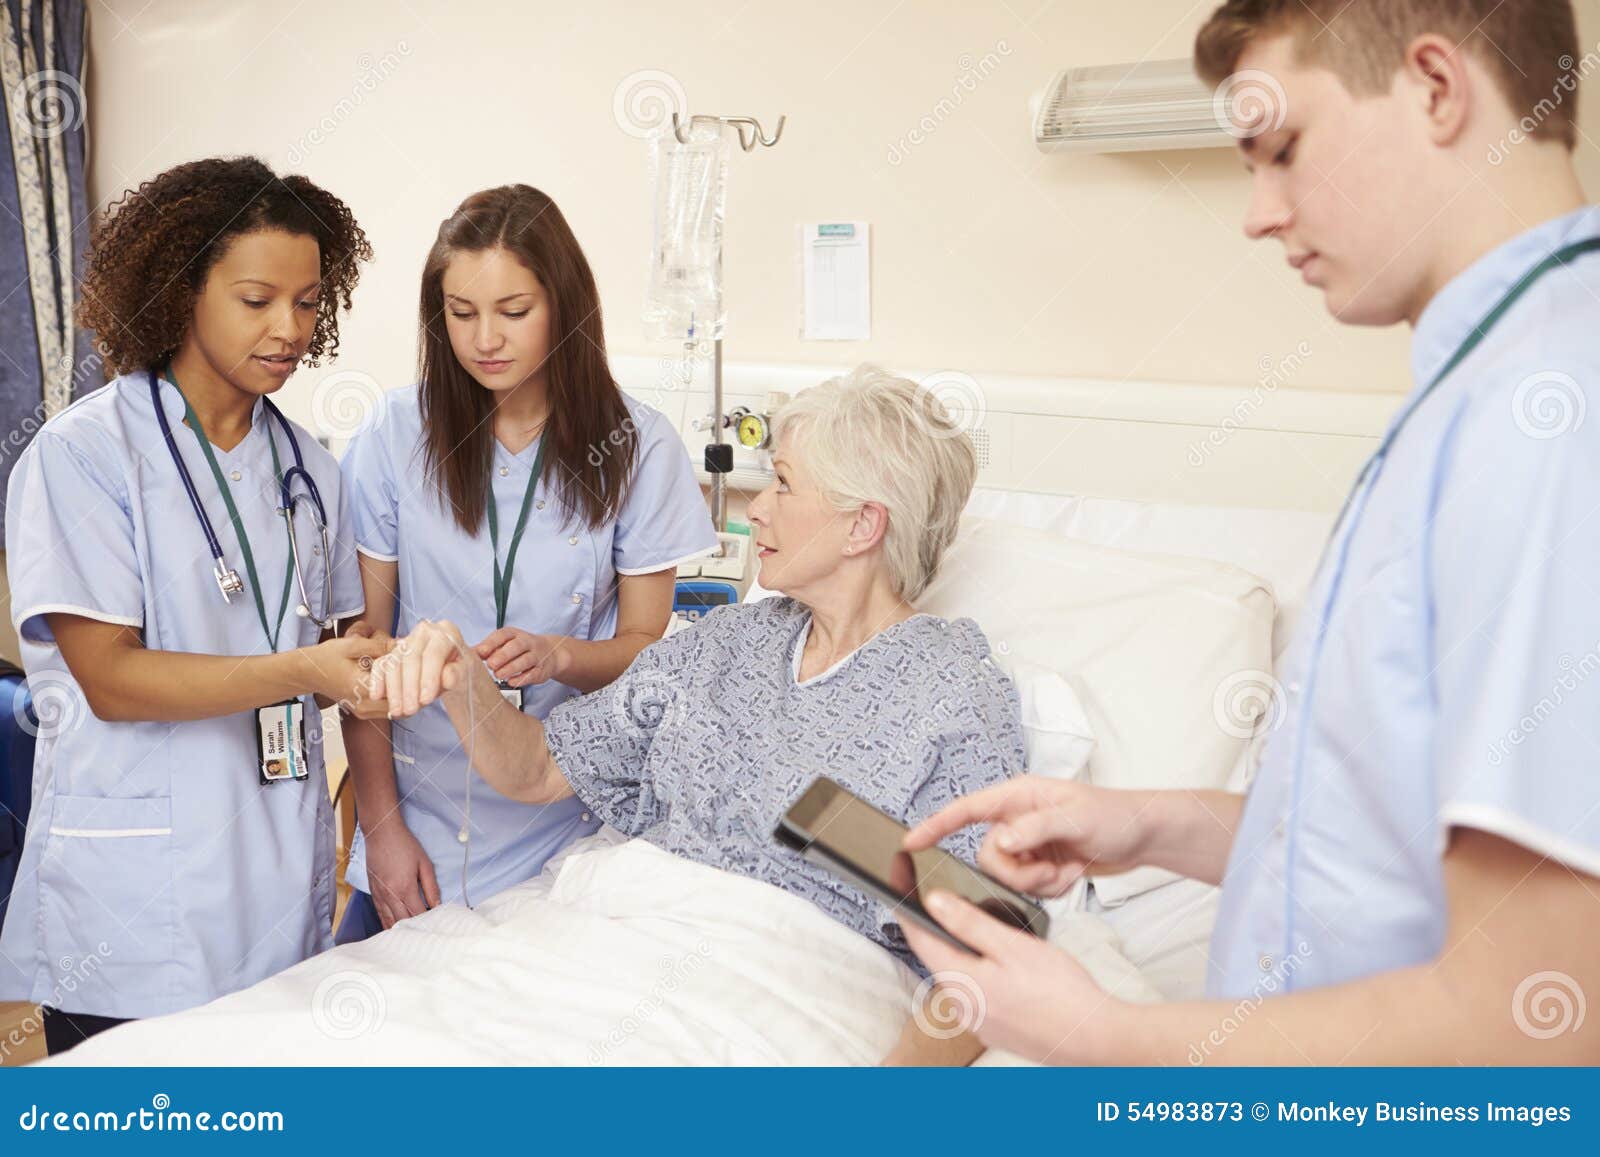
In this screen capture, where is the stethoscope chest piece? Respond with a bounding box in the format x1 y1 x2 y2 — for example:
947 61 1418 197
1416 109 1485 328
215 563 244 601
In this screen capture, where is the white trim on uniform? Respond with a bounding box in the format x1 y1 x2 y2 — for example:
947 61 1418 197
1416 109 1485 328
354 544 400 563
48 826 172 839
14 603 142 632
616 546 719 577
1441 802 1600 879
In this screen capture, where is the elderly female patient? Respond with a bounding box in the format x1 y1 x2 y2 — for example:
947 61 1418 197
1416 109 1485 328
367 365 1024 1065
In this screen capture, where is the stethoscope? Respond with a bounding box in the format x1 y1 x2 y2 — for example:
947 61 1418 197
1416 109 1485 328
149 369 336 631
1311 235 1600 580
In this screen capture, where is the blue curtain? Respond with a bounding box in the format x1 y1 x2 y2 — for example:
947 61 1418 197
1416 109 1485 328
0 0 93 541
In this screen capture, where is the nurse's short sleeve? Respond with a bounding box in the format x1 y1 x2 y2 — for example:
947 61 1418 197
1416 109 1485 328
339 423 399 562
328 473 365 620
542 619 706 835
611 405 717 575
1430 384 1600 877
5 432 143 644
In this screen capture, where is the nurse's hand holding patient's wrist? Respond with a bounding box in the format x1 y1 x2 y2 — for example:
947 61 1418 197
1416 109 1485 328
302 633 392 712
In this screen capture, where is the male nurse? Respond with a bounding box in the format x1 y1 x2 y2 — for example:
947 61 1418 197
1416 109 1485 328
904 0 1600 1064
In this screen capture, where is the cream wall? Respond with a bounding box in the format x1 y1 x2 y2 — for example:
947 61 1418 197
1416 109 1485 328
73 0 1600 408
1 3 1594 663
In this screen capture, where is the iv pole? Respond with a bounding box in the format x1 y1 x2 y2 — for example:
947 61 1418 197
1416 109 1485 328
669 111 785 531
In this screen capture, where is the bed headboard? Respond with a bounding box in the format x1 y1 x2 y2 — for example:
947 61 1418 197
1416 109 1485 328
611 353 1402 513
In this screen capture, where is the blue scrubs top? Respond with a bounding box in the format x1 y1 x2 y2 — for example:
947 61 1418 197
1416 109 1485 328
1210 206 1600 996
339 384 716 905
0 373 364 1018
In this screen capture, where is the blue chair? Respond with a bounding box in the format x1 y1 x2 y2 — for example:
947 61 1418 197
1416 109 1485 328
0 668 36 930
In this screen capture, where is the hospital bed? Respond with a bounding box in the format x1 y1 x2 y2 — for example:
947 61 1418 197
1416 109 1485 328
51 361 1396 1066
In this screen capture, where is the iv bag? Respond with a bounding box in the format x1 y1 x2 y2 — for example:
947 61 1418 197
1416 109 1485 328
644 122 729 341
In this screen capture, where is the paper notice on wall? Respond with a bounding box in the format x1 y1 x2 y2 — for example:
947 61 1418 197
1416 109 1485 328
801 222 870 340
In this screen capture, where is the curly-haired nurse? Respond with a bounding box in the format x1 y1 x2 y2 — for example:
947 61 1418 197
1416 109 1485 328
0 156 387 1054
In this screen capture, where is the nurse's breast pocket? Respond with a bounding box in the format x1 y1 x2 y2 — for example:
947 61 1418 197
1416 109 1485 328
38 795 177 965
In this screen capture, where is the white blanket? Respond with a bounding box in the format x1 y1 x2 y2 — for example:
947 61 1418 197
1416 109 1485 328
55 837 923 1066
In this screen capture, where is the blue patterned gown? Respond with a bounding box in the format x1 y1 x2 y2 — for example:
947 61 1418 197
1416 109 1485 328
543 598 1026 970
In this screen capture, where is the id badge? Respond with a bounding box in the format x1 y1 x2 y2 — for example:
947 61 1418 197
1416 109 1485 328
496 679 524 711
256 698 310 784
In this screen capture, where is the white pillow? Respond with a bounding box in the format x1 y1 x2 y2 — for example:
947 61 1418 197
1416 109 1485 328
966 487 1329 660
995 657 1095 780
919 517 1276 904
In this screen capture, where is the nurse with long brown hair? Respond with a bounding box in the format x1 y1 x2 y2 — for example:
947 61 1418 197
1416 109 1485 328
335 185 715 940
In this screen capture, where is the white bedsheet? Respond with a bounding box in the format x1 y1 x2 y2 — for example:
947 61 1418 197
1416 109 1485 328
56 833 1176 1067
58 837 921 1066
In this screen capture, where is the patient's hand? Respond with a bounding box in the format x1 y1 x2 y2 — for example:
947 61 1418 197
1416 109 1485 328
880 1006 984 1067
475 628 571 688
367 619 486 718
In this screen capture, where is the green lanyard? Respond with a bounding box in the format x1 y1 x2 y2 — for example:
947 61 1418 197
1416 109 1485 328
169 375 295 653
486 438 548 630
1318 235 1600 568
1426 236 1600 386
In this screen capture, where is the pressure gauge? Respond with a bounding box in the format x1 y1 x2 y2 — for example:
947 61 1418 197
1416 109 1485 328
735 409 771 450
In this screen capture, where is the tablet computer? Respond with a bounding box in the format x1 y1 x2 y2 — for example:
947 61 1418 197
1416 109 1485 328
774 776 1050 952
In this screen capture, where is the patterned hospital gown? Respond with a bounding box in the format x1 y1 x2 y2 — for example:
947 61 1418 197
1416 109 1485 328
542 597 1026 970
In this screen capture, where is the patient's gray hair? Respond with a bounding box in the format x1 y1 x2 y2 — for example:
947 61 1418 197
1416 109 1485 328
771 364 977 601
